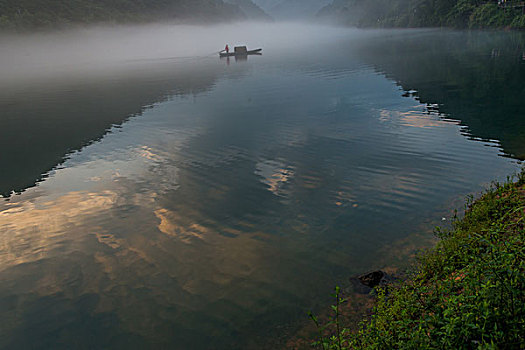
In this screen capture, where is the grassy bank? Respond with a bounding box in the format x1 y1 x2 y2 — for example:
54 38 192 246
312 172 525 349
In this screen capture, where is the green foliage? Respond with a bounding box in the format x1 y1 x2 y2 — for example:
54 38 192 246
321 0 525 29
0 0 244 30
309 286 352 350
446 0 477 27
510 14 525 29
468 3 522 29
311 171 525 349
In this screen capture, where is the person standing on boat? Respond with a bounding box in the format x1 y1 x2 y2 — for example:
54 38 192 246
225 44 229 54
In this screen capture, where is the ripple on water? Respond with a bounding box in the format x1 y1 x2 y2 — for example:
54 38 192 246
1 29 523 350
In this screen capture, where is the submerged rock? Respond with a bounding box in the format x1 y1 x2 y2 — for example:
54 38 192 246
358 270 385 288
348 270 392 294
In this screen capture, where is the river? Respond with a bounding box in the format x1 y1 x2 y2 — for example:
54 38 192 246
0 24 523 349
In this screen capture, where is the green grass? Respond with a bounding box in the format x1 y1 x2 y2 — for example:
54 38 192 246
311 171 525 349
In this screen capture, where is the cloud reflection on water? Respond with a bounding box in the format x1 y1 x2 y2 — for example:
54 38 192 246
0 26 523 349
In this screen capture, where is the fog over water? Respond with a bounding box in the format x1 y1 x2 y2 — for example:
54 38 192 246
1 22 523 349
0 22 350 83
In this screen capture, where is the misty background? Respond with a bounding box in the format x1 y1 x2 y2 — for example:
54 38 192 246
0 0 335 30
3 0 522 31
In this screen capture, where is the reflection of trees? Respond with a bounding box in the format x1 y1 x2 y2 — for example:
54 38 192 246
358 31 525 159
0 60 235 197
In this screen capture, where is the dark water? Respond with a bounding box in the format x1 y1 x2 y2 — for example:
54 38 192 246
0 27 524 349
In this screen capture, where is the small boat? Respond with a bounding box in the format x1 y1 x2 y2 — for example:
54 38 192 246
220 46 262 58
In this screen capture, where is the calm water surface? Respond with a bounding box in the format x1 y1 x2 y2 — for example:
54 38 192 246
1 26 524 349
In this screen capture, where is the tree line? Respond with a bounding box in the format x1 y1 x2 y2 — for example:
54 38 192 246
0 0 245 30
317 0 525 29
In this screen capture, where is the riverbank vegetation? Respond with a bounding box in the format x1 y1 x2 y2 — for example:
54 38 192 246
318 0 525 29
311 171 525 349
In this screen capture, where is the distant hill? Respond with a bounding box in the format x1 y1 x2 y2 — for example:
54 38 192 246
0 0 247 30
251 0 282 12
224 0 273 21
253 0 331 19
317 0 525 29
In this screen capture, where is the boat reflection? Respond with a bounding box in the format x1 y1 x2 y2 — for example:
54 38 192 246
221 52 262 64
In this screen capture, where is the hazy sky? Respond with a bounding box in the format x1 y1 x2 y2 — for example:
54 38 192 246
251 0 333 18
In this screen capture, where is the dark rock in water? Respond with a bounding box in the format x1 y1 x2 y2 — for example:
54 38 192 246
349 270 395 294
358 270 385 288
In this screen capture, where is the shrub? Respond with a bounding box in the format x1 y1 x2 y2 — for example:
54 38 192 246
510 14 525 29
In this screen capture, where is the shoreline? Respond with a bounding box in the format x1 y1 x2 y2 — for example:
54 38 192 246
303 171 525 349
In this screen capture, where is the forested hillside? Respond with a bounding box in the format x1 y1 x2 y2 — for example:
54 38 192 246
318 0 525 29
0 0 245 30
